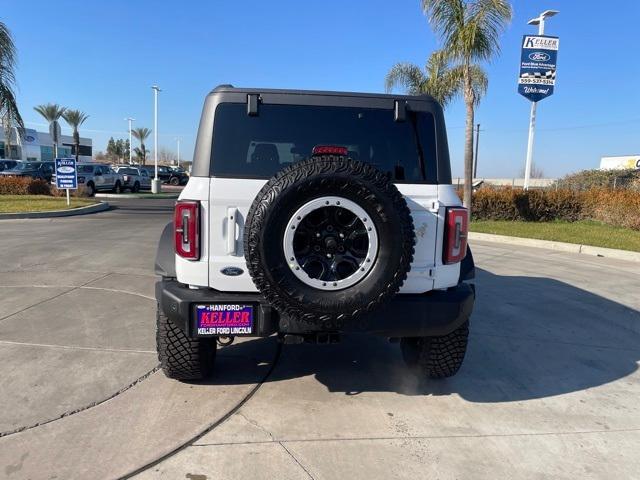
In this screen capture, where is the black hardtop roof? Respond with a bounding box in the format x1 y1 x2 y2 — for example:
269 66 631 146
190 84 450 182
209 85 437 104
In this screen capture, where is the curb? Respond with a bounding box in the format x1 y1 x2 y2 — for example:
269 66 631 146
95 193 179 199
469 231 640 263
0 201 110 220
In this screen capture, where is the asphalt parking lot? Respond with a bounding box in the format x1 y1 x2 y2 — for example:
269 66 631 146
0 198 639 479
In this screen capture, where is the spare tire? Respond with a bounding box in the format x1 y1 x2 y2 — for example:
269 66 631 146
244 154 415 327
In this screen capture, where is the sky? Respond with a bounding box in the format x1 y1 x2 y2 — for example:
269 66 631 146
4 0 640 178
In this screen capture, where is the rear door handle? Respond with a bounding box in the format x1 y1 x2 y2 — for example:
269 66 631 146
227 207 238 255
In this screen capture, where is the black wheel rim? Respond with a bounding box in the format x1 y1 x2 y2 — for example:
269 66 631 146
292 206 369 283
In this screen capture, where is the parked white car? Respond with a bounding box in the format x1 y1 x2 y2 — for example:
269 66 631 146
113 166 151 192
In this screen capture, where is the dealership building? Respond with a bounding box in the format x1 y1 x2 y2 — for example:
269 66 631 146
0 127 92 162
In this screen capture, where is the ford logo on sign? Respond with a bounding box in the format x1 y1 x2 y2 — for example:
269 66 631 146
529 52 550 62
57 166 75 174
221 266 244 276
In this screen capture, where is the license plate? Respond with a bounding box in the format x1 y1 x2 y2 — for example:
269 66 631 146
195 304 253 335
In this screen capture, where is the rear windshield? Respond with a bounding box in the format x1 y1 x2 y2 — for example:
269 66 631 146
211 103 437 183
118 168 138 175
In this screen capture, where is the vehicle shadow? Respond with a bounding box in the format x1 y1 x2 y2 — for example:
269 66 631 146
208 268 640 402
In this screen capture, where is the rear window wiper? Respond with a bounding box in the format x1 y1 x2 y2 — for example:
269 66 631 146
408 111 427 181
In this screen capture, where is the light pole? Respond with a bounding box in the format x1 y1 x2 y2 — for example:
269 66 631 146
523 9 559 190
151 85 161 193
175 137 180 167
125 117 135 164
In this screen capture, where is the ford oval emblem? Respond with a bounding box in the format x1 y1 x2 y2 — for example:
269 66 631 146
529 52 550 62
221 266 244 276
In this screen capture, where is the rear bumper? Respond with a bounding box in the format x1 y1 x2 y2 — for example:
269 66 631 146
156 280 474 339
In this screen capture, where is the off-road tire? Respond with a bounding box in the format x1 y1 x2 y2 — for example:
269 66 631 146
156 305 216 380
400 320 469 379
113 181 122 194
86 182 96 197
244 155 415 327
169 176 180 186
132 181 140 193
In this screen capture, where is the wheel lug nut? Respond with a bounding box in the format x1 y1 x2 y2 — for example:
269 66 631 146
339 233 345 238
316 233 321 238
326 254 332 258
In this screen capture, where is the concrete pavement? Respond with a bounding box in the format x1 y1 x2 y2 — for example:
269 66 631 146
0 199 639 479
135 242 640 480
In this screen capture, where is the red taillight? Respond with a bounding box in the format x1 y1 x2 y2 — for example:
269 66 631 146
174 201 200 260
312 145 348 156
443 207 468 265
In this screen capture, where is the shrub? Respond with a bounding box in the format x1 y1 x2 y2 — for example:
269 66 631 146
583 189 640 231
50 185 91 198
472 188 586 222
0 177 90 197
471 187 640 230
0 177 52 195
472 188 520 220
519 189 585 222
556 168 640 191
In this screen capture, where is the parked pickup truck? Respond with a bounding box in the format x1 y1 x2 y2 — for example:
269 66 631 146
0 161 55 182
113 166 151 192
141 165 189 186
73 163 123 196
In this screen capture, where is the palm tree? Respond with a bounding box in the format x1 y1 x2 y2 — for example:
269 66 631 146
1 98 21 159
386 50 462 108
386 50 488 111
34 103 66 158
62 109 89 161
422 0 512 213
132 127 151 165
0 22 24 159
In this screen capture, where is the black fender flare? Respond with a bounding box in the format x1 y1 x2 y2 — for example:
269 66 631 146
155 222 176 278
459 245 475 282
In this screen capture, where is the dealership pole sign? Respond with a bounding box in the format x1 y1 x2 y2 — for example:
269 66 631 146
519 28 560 191
518 35 559 102
55 158 77 206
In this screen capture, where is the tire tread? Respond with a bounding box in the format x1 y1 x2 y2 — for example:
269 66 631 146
156 305 215 380
244 155 415 326
401 320 469 379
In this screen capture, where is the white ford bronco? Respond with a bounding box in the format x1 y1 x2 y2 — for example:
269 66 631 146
155 86 475 381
